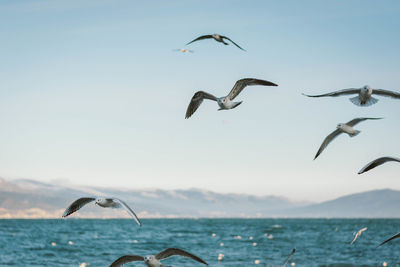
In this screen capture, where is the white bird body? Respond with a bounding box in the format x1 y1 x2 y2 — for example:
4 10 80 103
144 256 163 267
337 124 359 136
212 34 225 44
350 227 368 244
217 96 241 110
95 198 119 208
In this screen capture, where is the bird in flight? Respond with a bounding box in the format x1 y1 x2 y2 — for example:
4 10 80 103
109 248 208 267
350 227 368 244
303 85 400 106
358 156 400 174
185 78 278 119
186 33 246 51
62 197 141 226
313 117 382 160
173 48 194 53
378 232 400 247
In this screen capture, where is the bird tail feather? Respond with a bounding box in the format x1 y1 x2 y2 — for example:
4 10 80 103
350 130 360 137
349 96 379 106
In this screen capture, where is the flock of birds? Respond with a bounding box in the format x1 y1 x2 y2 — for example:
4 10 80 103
58 33 400 266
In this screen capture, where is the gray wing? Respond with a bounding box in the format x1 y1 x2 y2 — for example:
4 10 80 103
373 89 400 98
155 248 208 265
358 157 400 174
379 232 400 247
282 248 295 266
113 198 142 226
227 78 278 101
221 35 246 51
302 88 359 97
62 197 96 217
346 117 382 127
109 255 144 267
314 129 342 160
186 35 213 45
185 91 218 119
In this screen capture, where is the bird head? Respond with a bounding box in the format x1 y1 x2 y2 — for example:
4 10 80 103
336 123 344 129
144 256 154 263
94 198 103 205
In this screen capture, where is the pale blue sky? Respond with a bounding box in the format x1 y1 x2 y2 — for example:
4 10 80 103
0 0 399 201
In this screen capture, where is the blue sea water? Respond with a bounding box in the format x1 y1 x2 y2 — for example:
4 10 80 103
0 219 399 266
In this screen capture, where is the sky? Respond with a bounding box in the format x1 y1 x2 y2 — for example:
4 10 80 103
0 0 399 202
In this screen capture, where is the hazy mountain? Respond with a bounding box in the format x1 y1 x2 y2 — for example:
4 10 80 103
1 178 399 218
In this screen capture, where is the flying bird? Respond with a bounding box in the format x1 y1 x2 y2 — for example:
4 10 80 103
313 117 382 160
173 48 194 53
109 248 208 267
358 157 400 174
303 85 400 106
185 78 278 119
186 33 246 51
378 232 400 247
350 227 368 244
62 197 141 226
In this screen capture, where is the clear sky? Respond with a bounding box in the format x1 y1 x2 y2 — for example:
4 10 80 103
1 0 399 202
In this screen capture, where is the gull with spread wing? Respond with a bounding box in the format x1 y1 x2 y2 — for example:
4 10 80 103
350 227 368 244
186 33 246 51
62 197 141 226
185 78 278 119
358 156 400 174
109 248 208 267
313 117 382 160
303 85 400 106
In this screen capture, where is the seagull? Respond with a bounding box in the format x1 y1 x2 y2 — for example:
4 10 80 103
186 34 246 51
303 85 400 106
350 227 368 244
358 157 400 174
378 232 400 247
62 197 141 226
173 48 194 53
185 78 278 119
313 117 382 160
109 248 208 267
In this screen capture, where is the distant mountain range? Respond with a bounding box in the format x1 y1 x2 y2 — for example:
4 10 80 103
1 177 399 218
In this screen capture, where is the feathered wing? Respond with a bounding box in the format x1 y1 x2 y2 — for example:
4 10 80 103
185 91 218 119
186 35 213 45
302 88 360 97
379 232 400 247
373 89 400 98
358 157 400 174
345 117 382 127
221 36 246 51
109 255 144 267
227 78 278 101
62 197 96 217
314 129 342 160
155 248 208 265
113 198 142 226
282 248 296 266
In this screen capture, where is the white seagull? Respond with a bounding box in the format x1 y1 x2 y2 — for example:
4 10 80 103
303 85 400 106
109 248 208 267
185 78 278 119
62 197 141 226
186 33 246 51
378 232 400 247
173 48 194 53
358 156 400 174
350 227 368 244
314 117 382 160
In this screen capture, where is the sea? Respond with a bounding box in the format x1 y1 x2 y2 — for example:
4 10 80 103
0 219 399 267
